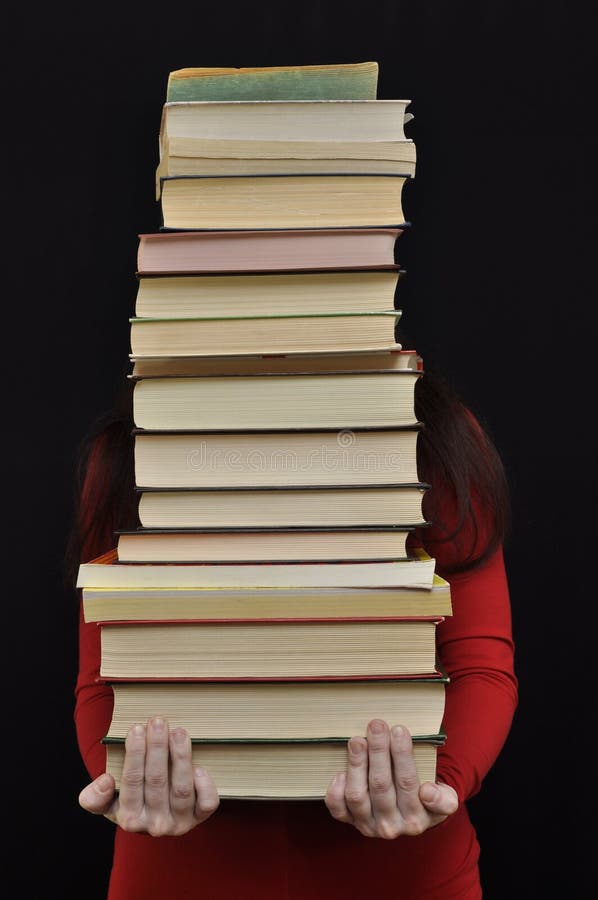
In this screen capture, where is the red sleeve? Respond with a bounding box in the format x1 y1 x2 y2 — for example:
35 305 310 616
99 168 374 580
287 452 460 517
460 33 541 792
417 463 518 803
434 546 518 803
74 602 114 780
73 431 118 781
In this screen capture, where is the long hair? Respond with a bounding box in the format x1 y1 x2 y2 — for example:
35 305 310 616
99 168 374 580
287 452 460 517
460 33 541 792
63 367 510 588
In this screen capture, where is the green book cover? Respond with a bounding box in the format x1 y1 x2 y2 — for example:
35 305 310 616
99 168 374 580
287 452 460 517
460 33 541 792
166 62 379 102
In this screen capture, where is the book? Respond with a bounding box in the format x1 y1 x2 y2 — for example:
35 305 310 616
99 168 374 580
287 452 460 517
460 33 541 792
135 484 428 529
165 63 380 102
158 100 412 147
136 227 404 274
129 311 401 357
104 676 448 741
131 371 421 430
130 348 422 378
133 426 421 489
115 526 415 563
155 139 416 192
97 617 443 680
158 173 409 230
103 735 445 799
81 572 453 624
77 547 437 590
134 269 401 318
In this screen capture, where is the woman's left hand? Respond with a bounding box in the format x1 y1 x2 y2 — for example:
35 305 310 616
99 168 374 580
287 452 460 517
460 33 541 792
325 719 458 839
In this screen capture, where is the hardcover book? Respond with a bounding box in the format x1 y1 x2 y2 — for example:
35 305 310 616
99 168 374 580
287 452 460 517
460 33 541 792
158 99 412 148
81 572 453 624
97 617 444 680
136 227 405 274
134 484 429 529
134 269 401 318
77 547 437 590
104 676 448 741
129 311 401 357
115 526 416 563
103 734 445 799
157 173 410 231
131 371 421 430
129 348 422 379
132 426 422 489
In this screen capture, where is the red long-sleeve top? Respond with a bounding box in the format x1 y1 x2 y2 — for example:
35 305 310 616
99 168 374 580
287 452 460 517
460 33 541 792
74 430 518 900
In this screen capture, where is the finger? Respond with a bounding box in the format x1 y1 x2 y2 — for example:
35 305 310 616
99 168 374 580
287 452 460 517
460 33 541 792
419 781 459 819
193 767 220 821
118 723 147 819
344 737 373 832
168 728 196 819
324 772 352 823
143 717 171 820
78 773 118 818
390 725 425 833
366 720 399 821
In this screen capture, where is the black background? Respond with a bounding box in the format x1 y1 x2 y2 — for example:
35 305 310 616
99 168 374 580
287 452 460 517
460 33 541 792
7 2 595 897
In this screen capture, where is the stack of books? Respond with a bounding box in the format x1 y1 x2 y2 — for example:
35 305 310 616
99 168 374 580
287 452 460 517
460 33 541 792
76 62 452 799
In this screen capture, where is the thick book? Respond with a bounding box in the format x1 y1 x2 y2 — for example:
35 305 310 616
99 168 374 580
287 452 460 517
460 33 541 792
97 617 443 680
135 484 429 529
158 99 412 149
104 676 448 741
132 426 421 489
81 572 453 624
165 63 380 102
130 348 422 379
115 526 416 563
77 547 437 590
134 269 401 318
131 371 421 430
103 734 444 799
158 173 409 231
129 311 401 357
136 227 404 274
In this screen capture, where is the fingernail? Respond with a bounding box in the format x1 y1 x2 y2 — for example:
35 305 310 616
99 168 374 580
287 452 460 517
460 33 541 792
368 719 386 734
194 767 206 778
151 717 165 733
132 723 145 737
349 738 365 756
172 728 187 745
391 725 404 739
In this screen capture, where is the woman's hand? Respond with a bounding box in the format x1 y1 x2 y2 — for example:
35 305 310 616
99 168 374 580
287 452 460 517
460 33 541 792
325 719 458 839
78 717 220 836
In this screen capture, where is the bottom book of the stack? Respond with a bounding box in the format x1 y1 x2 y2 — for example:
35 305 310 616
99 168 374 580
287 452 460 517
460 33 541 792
102 676 448 799
104 735 446 799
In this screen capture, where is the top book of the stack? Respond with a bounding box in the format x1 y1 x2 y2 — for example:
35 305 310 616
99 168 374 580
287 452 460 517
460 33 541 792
165 62 381 101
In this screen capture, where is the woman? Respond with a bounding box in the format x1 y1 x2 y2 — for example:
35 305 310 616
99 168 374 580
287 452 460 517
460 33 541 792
66 367 518 899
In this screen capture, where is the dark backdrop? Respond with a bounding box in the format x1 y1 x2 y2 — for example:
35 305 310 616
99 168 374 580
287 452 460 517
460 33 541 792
7 2 594 897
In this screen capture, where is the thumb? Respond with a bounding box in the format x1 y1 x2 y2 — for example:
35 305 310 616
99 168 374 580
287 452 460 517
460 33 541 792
79 773 117 816
419 781 459 818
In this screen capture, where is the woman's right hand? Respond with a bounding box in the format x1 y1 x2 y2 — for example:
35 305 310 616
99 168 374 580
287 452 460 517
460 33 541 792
78 716 220 836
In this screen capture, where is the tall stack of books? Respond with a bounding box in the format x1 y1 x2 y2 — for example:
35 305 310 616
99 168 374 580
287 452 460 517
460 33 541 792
76 62 453 800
